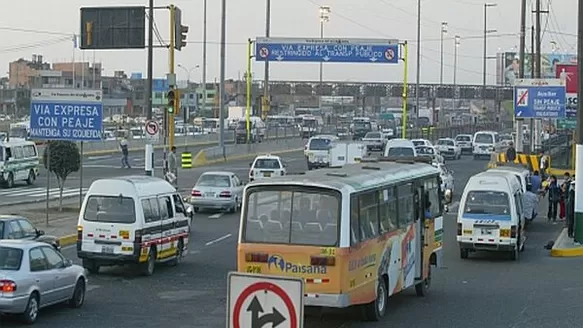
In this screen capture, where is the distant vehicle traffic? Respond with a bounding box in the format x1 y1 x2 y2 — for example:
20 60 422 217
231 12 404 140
190 171 244 213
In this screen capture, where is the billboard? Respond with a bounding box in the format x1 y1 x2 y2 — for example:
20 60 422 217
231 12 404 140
556 63 578 118
497 52 576 86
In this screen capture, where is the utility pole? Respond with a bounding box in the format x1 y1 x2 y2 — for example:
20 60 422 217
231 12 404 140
263 0 271 117
202 0 207 114
532 0 548 150
145 0 154 176
415 0 421 124
573 0 583 243
440 22 448 85
516 0 527 153
218 0 227 158
483 4 497 108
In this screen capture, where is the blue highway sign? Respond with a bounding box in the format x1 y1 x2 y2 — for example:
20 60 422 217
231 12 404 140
153 78 169 92
514 85 566 118
255 37 400 64
30 89 103 141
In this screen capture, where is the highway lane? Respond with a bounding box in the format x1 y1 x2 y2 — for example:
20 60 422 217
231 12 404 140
4 155 579 328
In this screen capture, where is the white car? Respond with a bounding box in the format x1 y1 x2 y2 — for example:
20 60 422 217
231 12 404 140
249 154 287 181
411 139 433 148
190 171 244 213
436 138 461 160
455 134 473 154
435 163 455 194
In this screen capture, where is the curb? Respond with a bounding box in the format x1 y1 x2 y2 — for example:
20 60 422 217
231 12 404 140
550 228 583 257
58 234 78 247
193 148 304 167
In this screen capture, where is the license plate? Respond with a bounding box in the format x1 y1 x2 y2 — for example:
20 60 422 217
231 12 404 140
205 192 215 197
102 245 114 254
264 172 271 177
480 228 493 235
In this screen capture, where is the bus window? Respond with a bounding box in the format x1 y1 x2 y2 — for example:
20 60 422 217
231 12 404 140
243 187 340 246
350 196 359 245
358 191 378 239
397 183 414 226
424 178 442 218
379 187 398 232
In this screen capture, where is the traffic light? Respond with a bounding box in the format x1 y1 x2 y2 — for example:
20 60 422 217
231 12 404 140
167 89 176 113
173 7 188 50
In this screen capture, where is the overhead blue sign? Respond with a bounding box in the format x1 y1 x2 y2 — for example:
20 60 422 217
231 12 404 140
29 89 103 141
153 78 169 92
514 85 566 118
255 37 400 64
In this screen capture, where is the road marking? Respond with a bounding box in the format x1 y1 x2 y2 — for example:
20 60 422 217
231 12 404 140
205 233 232 246
87 155 112 160
0 187 88 198
208 213 224 219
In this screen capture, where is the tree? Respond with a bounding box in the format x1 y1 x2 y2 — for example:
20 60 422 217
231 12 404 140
43 141 81 211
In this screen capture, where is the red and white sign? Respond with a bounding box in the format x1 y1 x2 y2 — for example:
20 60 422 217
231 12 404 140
556 64 578 93
259 47 269 58
384 48 395 61
227 272 304 328
144 120 160 143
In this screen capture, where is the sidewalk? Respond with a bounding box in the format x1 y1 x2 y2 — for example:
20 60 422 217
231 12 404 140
551 228 583 257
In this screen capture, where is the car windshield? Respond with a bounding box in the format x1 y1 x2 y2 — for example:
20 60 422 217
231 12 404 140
412 140 425 147
83 196 136 223
463 191 510 216
416 146 434 155
354 122 371 130
456 135 471 142
243 186 340 246
475 133 494 144
388 147 415 156
365 132 381 139
309 138 332 150
254 158 281 169
197 174 231 188
438 139 454 146
0 247 23 270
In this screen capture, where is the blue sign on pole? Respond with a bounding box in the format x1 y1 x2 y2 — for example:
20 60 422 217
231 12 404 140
514 85 567 118
153 78 169 92
29 89 103 141
255 37 400 64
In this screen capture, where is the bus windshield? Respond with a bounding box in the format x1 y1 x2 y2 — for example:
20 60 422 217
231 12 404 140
243 186 340 246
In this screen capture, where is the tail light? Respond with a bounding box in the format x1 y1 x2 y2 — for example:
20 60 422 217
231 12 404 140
311 256 335 266
245 252 269 262
77 225 83 242
457 223 462 236
134 229 143 244
219 191 232 198
0 280 16 293
511 225 517 238
191 190 202 197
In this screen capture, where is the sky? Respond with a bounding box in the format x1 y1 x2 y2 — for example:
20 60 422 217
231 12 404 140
0 0 577 85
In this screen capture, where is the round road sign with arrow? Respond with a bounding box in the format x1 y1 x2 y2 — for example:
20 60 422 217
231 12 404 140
144 119 160 143
228 272 304 328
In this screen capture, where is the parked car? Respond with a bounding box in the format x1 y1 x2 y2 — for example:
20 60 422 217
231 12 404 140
455 134 473 154
190 171 244 213
0 215 60 250
362 132 387 152
0 240 87 324
436 138 462 159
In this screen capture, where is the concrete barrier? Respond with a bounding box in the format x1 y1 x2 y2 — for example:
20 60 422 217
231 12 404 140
193 138 304 167
36 127 300 156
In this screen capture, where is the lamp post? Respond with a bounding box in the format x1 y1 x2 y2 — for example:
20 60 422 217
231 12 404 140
414 0 421 122
177 64 199 112
453 35 460 110
483 3 497 107
202 0 207 113
440 22 448 85
319 5 330 89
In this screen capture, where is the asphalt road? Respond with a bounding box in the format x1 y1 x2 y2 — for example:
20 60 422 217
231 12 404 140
3 155 582 328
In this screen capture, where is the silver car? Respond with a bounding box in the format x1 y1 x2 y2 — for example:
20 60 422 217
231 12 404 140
190 171 244 213
0 240 86 324
362 131 387 151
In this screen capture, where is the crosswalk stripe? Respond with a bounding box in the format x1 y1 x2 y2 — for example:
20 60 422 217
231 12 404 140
0 188 88 198
0 187 47 196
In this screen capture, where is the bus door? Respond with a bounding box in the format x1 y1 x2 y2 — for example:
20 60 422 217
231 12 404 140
414 186 425 281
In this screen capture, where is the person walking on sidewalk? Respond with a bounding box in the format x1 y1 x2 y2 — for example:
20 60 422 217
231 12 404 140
506 142 516 162
522 184 539 228
119 138 131 169
545 175 560 224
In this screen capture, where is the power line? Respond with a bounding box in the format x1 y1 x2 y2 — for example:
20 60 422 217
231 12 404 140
0 37 70 54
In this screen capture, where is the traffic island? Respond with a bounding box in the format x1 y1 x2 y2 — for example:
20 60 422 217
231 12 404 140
551 228 583 257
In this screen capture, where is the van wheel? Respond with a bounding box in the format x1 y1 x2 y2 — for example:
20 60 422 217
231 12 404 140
141 248 156 276
6 173 14 188
363 277 388 321
509 243 519 261
170 239 184 266
83 259 100 274
460 248 469 259
21 292 40 324
415 265 431 296
26 170 36 185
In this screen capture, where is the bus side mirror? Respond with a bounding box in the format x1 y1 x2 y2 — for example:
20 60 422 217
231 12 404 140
444 189 453 204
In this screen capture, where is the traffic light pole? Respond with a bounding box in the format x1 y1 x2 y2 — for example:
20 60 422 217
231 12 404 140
168 5 176 151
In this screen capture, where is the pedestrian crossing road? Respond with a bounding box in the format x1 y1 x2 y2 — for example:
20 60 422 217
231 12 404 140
0 187 88 204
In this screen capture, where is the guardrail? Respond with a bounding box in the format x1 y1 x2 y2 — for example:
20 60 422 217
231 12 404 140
36 127 300 156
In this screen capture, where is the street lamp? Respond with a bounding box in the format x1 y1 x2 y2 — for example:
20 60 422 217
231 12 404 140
177 64 200 84
453 35 461 110
483 3 497 106
440 22 448 85
319 5 331 89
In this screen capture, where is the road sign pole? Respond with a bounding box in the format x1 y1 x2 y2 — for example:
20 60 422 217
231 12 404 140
145 143 154 176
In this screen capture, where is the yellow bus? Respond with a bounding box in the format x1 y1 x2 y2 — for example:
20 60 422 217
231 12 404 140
237 157 451 321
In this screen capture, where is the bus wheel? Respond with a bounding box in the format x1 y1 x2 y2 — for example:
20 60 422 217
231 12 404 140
26 170 36 185
363 277 387 321
415 266 431 296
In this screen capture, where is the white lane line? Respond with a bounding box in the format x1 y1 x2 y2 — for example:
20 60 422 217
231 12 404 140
205 233 232 246
208 213 224 219
87 155 112 160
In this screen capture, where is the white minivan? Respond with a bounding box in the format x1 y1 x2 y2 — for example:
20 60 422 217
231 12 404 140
472 131 499 159
304 135 338 170
487 165 531 194
77 176 193 276
457 171 525 261
383 138 417 157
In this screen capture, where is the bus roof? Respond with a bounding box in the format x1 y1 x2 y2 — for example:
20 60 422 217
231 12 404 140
247 159 440 193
